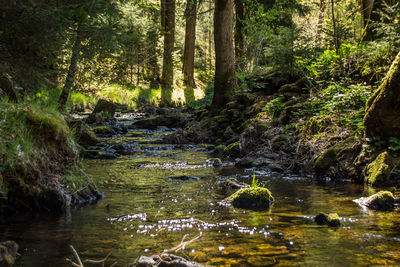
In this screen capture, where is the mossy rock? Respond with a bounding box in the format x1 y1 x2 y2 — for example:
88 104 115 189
92 99 117 117
225 187 274 209
223 141 241 157
68 119 99 147
225 178 249 190
26 110 69 145
314 213 341 227
356 191 395 211
214 144 226 155
131 114 185 129
92 125 115 136
278 78 307 96
364 151 391 186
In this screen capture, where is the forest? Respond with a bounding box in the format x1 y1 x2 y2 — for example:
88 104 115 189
1 0 400 266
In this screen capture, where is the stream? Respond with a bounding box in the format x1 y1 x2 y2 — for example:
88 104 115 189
1 113 400 266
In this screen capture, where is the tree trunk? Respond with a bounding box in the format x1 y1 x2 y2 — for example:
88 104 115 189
330 0 339 55
234 0 244 70
362 0 392 41
211 0 235 111
364 50 400 141
316 0 326 36
161 0 175 106
58 23 84 111
182 0 197 100
58 0 95 111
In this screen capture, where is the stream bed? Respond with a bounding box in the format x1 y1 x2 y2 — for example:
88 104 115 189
1 117 400 266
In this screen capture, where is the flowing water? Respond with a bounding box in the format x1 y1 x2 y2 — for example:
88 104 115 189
1 117 400 266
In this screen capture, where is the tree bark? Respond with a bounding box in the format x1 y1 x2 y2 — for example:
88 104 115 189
330 0 339 55
58 0 95 111
234 0 244 70
58 23 85 111
161 0 175 106
316 0 326 36
362 0 392 41
212 0 235 111
364 50 400 141
182 0 197 102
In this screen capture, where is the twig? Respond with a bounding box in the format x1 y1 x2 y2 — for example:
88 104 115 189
68 245 84 267
164 234 201 253
84 251 112 267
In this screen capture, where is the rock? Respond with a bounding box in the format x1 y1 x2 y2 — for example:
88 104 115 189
0 240 19 266
167 176 201 181
225 178 249 190
314 147 339 174
69 120 99 147
354 191 395 211
92 125 115 136
92 99 117 117
214 144 226 155
314 213 341 227
207 158 223 167
235 156 256 167
223 141 241 158
133 253 203 267
364 151 391 186
278 78 307 96
86 99 117 125
224 187 274 209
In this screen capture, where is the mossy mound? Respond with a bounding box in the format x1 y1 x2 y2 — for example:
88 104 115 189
131 114 186 130
225 187 274 209
0 104 100 213
92 125 115 136
360 191 395 211
314 213 341 227
364 151 393 186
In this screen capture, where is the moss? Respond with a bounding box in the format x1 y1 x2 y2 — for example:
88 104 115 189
26 110 69 145
223 141 240 157
92 125 115 135
226 187 274 209
314 213 341 227
314 147 340 173
214 144 226 154
365 190 395 210
364 152 390 185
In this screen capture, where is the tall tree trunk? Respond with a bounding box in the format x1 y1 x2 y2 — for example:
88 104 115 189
58 0 95 111
58 23 85 111
147 27 160 88
182 0 197 92
362 0 392 41
212 0 235 111
316 0 326 36
364 50 400 141
234 0 244 70
331 0 339 55
161 0 175 106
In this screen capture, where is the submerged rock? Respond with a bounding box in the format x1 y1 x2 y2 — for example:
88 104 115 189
314 213 341 227
0 240 19 266
354 191 395 211
224 187 274 209
133 253 203 267
225 178 249 190
167 176 201 181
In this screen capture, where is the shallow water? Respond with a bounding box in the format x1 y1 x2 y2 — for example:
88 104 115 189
1 124 400 266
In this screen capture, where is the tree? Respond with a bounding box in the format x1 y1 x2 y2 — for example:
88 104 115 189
161 0 175 106
364 50 400 141
211 0 235 110
235 0 245 70
58 0 96 111
362 0 392 40
183 0 197 88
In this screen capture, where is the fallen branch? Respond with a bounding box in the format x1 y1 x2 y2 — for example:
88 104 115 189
164 234 201 253
84 251 112 267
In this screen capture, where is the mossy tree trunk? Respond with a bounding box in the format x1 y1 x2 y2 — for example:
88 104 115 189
234 0 244 70
364 50 400 141
161 0 175 107
212 0 235 111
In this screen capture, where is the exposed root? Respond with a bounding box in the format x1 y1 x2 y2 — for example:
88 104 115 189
66 245 114 267
164 234 201 253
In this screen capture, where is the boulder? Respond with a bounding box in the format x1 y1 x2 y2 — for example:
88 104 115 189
0 240 19 266
364 151 391 186
354 191 395 211
67 119 99 148
224 187 274 209
314 213 341 227
131 114 185 130
86 99 117 125
92 125 115 136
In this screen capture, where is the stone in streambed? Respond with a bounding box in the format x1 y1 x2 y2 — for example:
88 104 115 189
354 190 395 211
224 187 274 209
314 213 341 227
133 253 203 267
0 240 19 266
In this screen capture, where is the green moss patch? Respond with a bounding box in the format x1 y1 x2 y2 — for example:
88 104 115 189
92 125 115 136
225 187 274 209
364 151 391 186
314 213 341 227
